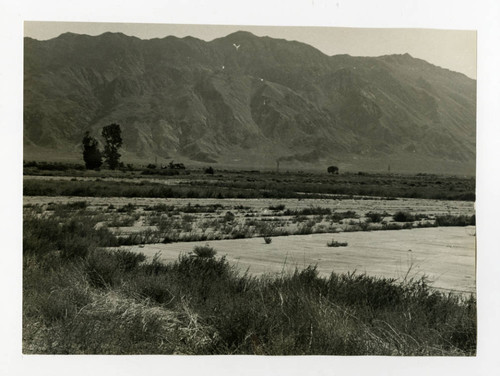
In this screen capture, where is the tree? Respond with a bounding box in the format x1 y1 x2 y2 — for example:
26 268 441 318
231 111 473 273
327 165 339 174
82 131 102 169
101 123 123 170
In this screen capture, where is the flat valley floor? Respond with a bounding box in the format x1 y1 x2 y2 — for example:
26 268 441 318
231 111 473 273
122 226 476 294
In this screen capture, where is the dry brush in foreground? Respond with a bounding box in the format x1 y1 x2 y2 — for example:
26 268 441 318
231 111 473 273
23 211 476 355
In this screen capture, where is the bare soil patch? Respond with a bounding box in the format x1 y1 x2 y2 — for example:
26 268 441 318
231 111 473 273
122 227 476 294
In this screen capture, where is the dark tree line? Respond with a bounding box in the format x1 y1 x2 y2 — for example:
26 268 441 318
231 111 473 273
82 123 122 170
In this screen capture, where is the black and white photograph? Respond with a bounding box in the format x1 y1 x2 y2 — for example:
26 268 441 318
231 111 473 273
2 0 500 374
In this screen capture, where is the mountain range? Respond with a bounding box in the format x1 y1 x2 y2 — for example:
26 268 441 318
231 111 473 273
23 31 476 174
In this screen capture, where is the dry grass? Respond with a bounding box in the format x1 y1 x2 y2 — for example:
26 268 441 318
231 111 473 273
23 209 476 355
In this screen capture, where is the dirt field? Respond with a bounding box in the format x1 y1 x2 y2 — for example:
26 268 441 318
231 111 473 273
122 226 476 294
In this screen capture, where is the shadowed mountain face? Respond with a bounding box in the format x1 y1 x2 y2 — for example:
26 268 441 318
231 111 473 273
24 31 476 174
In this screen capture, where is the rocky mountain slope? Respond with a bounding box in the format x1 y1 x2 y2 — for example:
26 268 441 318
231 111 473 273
24 31 476 174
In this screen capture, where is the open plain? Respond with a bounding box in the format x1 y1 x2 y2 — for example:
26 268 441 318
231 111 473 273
22 165 477 355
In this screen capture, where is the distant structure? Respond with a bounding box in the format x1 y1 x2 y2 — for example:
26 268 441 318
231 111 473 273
233 43 240 50
276 160 280 173
327 165 339 174
388 164 391 172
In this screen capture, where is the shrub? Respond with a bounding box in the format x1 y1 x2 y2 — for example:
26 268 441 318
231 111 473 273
23 235 477 355
382 223 403 230
141 169 180 176
393 211 415 222
327 239 348 247
144 203 171 212
263 236 272 244
193 244 217 258
435 214 476 227
107 213 140 227
330 211 357 222
205 166 214 175
114 249 147 271
117 203 136 213
169 161 186 170
284 207 332 216
269 204 285 211
365 211 385 223
23 213 118 259
223 211 235 222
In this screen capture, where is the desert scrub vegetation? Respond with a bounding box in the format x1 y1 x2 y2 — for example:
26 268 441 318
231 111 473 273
23 211 477 355
23 178 325 200
178 170 475 201
435 214 475 227
365 211 387 223
24 160 86 172
23 168 476 201
28 201 477 251
24 200 475 251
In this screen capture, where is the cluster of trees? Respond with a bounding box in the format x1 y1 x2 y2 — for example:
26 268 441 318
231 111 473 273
82 124 122 170
83 125 339 175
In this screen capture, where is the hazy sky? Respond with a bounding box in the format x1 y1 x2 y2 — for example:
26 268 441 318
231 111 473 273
24 21 476 79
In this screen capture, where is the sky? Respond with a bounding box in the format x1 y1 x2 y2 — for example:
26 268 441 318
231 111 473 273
24 21 477 79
